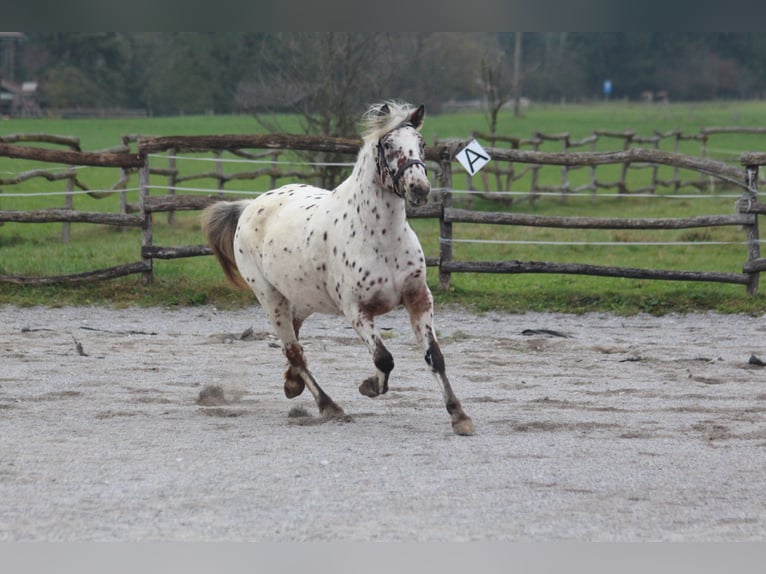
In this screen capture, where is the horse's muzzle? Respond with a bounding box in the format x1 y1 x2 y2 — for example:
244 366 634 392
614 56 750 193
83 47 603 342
406 184 430 207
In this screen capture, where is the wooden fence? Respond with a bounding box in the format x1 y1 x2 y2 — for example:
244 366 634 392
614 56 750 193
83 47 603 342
1 131 764 295
468 126 766 198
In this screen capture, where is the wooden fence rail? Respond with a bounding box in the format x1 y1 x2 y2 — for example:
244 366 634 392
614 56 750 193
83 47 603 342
468 126 766 198
0 131 763 296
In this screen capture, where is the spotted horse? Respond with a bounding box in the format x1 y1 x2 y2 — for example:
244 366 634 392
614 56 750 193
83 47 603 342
202 101 474 435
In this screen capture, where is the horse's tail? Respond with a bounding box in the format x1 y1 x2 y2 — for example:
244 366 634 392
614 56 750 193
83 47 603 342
201 200 249 290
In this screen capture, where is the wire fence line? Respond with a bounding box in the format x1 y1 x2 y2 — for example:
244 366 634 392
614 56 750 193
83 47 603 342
2 183 745 201
148 153 356 168
6 182 747 253
442 238 766 247
148 184 263 196
0 131 764 294
0 187 142 198
444 188 744 200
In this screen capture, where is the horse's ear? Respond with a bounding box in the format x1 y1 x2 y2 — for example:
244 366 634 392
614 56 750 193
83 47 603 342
409 104 425 130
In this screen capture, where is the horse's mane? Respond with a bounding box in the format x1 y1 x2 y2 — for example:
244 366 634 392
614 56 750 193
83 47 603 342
359 101 417 144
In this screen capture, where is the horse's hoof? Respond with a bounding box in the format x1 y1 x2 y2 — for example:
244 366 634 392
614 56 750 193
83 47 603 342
320 402 346 418
284 366 306 398
284 377 305 398
358 377 380 398
452 416 475 436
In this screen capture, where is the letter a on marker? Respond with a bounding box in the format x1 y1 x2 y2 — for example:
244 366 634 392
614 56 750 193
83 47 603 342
456 139 491 176
465 148 489 173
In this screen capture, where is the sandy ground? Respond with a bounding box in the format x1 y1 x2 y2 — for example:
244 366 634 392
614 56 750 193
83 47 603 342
1 304 765 541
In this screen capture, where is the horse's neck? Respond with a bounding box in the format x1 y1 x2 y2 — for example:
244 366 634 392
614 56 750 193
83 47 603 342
334 144 407 226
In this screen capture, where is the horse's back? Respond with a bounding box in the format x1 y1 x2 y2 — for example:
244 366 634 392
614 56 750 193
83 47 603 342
235 183 339 315
240 184 321 227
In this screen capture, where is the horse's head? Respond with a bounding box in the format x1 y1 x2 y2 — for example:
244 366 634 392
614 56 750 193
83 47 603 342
375 104 430 207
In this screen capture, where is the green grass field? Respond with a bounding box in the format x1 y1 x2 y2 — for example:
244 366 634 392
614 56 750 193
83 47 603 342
1 100 765 314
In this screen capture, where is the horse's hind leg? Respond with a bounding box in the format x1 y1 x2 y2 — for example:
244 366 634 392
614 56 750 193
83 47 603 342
283 317 306 398
282 341 344 417
264 294 344 417
403 285 474 436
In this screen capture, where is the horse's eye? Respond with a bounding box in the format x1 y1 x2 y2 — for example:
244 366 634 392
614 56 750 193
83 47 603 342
383 143 391 150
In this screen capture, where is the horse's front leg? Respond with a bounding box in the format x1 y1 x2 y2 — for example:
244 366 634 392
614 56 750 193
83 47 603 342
346 307 394 398
403 284 475 436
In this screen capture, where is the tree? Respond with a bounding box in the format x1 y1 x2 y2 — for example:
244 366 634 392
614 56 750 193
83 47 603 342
405 33 486 113
238 32 405 187
136 32 248 115
26 32 133 108
512 32 523 116
15 33 766 117
480 49 512 134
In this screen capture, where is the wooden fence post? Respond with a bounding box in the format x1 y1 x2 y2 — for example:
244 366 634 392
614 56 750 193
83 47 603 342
529 138 541 196
167 147 177 225
743 164 760 296
139 156 153 284
270 151 279 190
619 131 633 194
119 135 131 217
214 149 225 197
62 170 73 242
119 166 128 216
438 147 453 291
561 134 571 199
672 131 682 192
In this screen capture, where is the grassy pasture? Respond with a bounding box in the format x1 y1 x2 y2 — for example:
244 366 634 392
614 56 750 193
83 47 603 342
1 100 766 314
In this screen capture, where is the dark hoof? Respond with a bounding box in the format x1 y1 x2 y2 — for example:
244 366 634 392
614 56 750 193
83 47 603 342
320 402 346 418
284 377 305 398
358 376 380 398
452 415 475 436
284 367 306 398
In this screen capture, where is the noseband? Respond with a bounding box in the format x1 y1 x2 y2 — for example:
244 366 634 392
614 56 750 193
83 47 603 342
375 126 427 198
